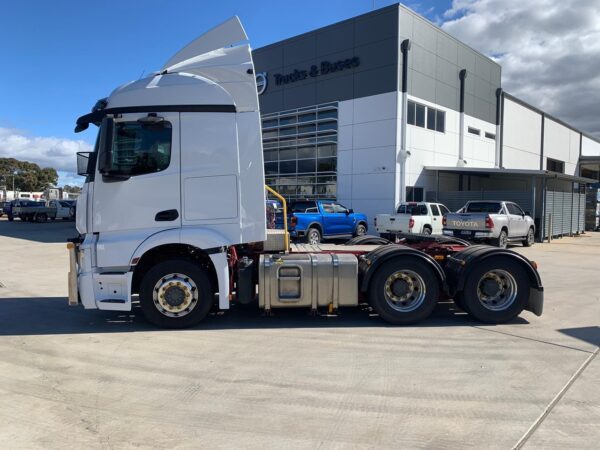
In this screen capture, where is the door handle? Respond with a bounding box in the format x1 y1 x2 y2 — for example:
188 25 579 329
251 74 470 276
155 209 179 221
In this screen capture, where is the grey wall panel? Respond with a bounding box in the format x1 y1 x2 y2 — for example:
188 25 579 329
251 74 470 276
475 56 492 81
457 48 476 74
411 44 437 76
436 33 458 65
354 66 397 98
435 82 459 111
464 93 476 117
259 90 284 113
475 76 492 101
253 46 283 72
283 35 317 66
399 7 414 40
410 70 437 104
283 83 317 110
474 97 493 123
436 57 459 88
354 6 398 46
316 74 353 104
354 38 399 73
412 17 437 50
316 22 354 57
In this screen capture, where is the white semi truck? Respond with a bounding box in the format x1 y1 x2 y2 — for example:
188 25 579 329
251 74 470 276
68 17 544 328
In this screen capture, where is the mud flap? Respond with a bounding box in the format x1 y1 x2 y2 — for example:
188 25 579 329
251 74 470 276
526 287 544 316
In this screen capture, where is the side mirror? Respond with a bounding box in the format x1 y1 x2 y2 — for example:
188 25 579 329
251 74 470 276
524 211 531 217
76 152 92 176
346 209 354 214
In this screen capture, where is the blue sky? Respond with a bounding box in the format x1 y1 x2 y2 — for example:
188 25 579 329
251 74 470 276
0 1 447 141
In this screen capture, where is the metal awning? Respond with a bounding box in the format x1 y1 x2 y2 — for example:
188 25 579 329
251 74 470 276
424 166 596 184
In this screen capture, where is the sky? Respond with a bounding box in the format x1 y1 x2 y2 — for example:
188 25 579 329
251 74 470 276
0 0 598 187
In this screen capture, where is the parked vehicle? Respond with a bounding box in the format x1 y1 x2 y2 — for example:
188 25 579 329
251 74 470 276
0 201 9 217
287 199 368 244
11 199 77 222
67 17 543 329
375 202 450 239
443 201 535 248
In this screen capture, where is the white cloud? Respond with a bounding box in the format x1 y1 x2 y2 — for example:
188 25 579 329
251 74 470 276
441 0 600 136
0 127 92 186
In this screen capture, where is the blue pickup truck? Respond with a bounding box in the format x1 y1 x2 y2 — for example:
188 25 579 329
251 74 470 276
287 199 368 244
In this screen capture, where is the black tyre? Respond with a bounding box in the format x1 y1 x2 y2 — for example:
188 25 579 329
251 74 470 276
422 226 432 235
139 258 214 328
345 235 391 246
368 258 440 325
7 215 13 222
69 207 76 220
305 227 321 245
460 256 529 324
492 229 508 248
522 227 535 247
36 213 48 223
354 222 367 237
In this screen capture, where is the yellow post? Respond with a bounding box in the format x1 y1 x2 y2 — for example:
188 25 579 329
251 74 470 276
265 185 289 251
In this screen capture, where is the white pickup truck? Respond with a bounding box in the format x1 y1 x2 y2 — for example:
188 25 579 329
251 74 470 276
375 202 451 238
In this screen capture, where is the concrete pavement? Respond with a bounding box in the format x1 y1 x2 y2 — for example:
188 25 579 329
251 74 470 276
0 218 598 449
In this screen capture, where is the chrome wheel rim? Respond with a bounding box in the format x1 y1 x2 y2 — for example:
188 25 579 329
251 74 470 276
308 230 319 244
499 232 507 248
357 225 366 235
384 269 426 312
153 273 198 317
476 269 517 311
527 229 534 245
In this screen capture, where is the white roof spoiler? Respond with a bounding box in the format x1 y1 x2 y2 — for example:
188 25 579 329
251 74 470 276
159 16 258 112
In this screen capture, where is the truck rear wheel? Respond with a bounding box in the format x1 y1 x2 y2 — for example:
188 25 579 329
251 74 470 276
368 258 439 325
139 258 214 328
460 257 528 323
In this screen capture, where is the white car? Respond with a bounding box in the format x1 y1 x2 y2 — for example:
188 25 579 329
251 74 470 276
375 202 451 238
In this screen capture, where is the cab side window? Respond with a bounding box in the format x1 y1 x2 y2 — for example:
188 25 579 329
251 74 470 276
111 121 172 176
430 204 440 216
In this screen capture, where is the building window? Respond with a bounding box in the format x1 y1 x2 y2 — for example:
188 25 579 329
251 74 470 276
547 158 565 173
406 186 424 202
407 100 445 133
485 131 496 140
261 103 338 200
468 127 480 136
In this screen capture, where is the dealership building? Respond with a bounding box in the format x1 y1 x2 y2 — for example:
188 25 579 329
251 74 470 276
253 3 600 240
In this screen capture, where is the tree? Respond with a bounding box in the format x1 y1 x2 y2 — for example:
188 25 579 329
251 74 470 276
0 157 58 191
63 185 82 193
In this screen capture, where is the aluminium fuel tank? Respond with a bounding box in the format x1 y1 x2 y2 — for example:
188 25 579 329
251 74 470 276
258 253 359 310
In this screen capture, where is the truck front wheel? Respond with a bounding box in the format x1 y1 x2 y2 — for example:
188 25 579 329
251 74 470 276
368 258 439 325
460 257 528 323
139 259 214 328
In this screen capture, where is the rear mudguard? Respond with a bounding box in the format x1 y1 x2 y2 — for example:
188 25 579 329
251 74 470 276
445 245 544 316
359 244 446 294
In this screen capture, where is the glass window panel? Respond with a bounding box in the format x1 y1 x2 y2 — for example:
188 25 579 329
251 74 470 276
467 127 480 135
264 162 278 175
298 184 314 196
297 145 316 159
298 123 316 134
317 144 336 157
317 122 337 132
317 175 336 184
262 119 278 128
262 130 278 139
279 127 296 136
264 150 277 161
317 135 337 144
318 109 337 119
297 176 316 184
297 159 316 173
316 184 336 196
279 160 296 174
431 204 440 216
407 101 416 125
427 108 436 130
278 176 297 186
279 116 296 125
278 137 296 148
279 148 296 160
298 136 317 146
415 104 425 127
436 110 445 132
298 113 316 122
317 157 337 172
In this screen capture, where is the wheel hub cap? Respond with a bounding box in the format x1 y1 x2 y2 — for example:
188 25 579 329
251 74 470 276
477 269 517 311
153 273 198 317
384 270 426 312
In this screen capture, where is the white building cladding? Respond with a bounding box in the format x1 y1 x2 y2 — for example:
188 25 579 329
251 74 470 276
252 4 600 238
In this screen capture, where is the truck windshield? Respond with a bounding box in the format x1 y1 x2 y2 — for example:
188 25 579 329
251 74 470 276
465 202 503 213
397 204 427 215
